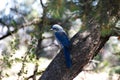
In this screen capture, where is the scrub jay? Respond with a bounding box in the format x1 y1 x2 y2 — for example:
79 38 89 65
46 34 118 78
51 24 72 68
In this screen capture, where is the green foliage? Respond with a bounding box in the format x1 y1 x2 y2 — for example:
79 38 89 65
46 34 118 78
102 60 110 67
109 66 120 78
11 20 17 27
48 0 66 18
66 2 79 12
5 73 9 77
101 26 112 37
0 31 40 79
114 66 120 74
112 44 120 55
15 58 22 62
3 56 12 68
94 54 102 61
0 0 120 79
10 36 20 51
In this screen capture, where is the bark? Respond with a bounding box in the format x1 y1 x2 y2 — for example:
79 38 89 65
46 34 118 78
39 23 110 80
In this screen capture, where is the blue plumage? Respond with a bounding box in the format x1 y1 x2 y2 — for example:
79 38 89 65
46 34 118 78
63 46 72 68
51 24 72 68
55 32 70 47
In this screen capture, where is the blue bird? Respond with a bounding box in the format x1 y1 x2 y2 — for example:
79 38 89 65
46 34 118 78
51 24 72 68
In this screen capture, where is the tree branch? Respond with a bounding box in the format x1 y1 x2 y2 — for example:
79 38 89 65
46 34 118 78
40 0 46 8
26 63 38 80
0 19 40 40
38 23 110 80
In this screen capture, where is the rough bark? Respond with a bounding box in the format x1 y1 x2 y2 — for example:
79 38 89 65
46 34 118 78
39 23 110 80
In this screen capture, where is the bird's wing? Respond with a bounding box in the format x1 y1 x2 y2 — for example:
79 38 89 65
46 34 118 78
55 32 70 47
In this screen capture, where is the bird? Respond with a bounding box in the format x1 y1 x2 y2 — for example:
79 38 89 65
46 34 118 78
51 24 72 68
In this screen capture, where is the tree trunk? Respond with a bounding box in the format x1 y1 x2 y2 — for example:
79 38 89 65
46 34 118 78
39 23 110 80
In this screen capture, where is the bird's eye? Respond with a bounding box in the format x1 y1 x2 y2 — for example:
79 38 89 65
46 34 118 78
53 27 56 30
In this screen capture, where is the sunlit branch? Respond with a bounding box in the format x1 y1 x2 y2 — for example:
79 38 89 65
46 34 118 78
0 19 40 40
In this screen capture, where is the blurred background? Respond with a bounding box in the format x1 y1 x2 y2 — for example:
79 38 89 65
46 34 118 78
0 0 120 80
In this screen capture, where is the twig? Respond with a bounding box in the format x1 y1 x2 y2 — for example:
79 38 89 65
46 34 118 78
40 0 46 8
17 54 27 79
0 18 40 40
0 30 16 40
26 63 38 80
26 63 44 80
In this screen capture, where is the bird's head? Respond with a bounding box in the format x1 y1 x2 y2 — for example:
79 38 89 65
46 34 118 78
51 24 64 32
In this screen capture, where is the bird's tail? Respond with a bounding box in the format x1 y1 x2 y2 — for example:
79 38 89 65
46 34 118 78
63 47 72 68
